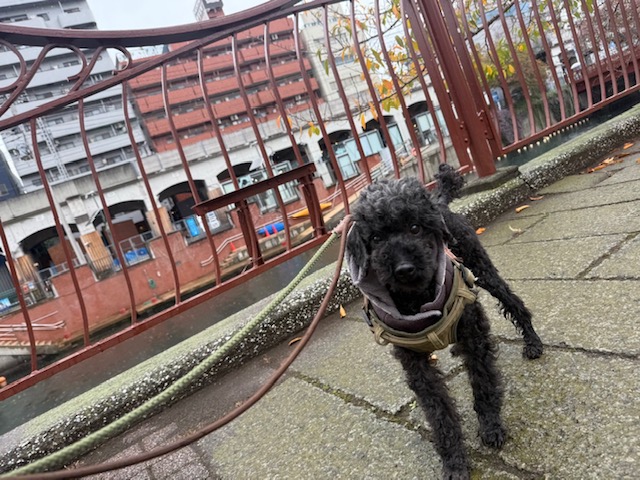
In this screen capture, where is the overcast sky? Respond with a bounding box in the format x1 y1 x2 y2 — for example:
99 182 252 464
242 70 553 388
86 0 267 30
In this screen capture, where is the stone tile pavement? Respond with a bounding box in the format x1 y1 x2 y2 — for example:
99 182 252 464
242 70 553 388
66 142 640 479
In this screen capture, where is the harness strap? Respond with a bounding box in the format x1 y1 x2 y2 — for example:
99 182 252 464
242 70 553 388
363 260 478 354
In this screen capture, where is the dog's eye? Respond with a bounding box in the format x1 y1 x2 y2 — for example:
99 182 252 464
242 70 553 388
410 224 421 235
371 234 382 243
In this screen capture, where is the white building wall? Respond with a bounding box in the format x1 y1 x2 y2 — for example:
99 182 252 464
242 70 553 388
0 0 149 192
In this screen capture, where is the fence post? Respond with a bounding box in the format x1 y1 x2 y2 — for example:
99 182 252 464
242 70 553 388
411 0 498 177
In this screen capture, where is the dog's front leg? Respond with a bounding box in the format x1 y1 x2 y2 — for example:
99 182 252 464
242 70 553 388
394 346 470 480
455 305 507 449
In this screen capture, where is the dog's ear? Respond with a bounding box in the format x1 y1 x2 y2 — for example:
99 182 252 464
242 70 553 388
346 223 369 279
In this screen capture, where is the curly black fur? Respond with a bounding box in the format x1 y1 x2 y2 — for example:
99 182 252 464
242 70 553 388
347 172 543 479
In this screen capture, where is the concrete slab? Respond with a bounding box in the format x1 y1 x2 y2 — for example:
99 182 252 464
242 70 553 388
203 376 442 479
499 179 640 221
479 280 640 355
598 162 640 185
537 171 610 194
476 215 545 247
281 302 462 414
484 235 625 279
448 344 639 480
510 200 640 243
587 234 640 279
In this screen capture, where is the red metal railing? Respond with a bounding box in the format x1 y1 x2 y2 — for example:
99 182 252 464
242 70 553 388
0 0 638 401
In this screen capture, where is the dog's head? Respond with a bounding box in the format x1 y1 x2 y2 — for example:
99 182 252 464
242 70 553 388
347 177 450 308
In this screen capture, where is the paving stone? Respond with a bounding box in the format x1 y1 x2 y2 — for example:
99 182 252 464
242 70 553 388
148 447 200 478
479 280 640 355
477 214 545 247
286 304 462 414
509 200 640 242
84 444 148 480
204 377 442 479
484 235 624 279
598 162 640 185
537 171 610 194
588 234 640 279
500 180 640 221
448 344 639 479
142 423 179 450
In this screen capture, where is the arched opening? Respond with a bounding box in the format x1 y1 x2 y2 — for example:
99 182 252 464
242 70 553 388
91 200 153 266
408 101 446 146
158 180 208 239
217 162 298 213
20 225 81 279
364 115 404 153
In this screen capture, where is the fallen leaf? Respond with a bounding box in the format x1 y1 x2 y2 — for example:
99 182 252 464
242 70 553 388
515 205 530 213
288 337 302 346
475 227 486 235
587 164 607 173
637 158 640 164
508 225 523 233
529 195 544 201
339 304 346 318
623 142 634 149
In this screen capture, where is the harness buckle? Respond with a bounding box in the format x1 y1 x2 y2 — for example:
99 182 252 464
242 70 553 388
361 304 374 328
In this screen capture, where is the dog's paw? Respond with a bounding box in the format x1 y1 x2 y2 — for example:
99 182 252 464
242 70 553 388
523 341 544 360
480 423 507 449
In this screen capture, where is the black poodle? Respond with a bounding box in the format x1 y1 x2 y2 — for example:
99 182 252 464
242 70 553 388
345 165 543 479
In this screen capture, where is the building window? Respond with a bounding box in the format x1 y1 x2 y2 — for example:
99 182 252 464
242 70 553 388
63 60 81 68
0 14 28 23
57 142 76 150
47 116 65 125
35 92 54 100
63 8 81 13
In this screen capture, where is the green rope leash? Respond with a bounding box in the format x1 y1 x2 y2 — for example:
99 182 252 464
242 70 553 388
5 232 339 477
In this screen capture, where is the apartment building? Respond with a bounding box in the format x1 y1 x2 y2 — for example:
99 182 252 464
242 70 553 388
0 0 149 193
128 1 321 154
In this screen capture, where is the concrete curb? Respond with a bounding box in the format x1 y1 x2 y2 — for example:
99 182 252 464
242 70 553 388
2 103 640 474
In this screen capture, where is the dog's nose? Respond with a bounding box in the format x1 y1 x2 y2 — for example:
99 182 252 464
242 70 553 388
394 263 417 282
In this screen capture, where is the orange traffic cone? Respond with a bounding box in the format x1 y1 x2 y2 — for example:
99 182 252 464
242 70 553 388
230 242 237 252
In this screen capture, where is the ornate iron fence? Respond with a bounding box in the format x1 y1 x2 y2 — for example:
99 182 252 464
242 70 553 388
0 0 638 400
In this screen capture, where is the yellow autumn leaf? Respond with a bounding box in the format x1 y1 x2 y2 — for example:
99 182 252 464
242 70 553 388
369 101 378 121
507 64 516 74
515 205 530 213
276 115 282 129
623 142 634 149
288 337 302 346
475 227 486 235
339 305 346 318
366 58 373 71
529 195 544 201
392 3 400 18
360 112 366 130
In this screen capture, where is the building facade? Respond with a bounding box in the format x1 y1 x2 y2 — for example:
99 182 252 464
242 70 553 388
129 2 321 155
0 0 149 193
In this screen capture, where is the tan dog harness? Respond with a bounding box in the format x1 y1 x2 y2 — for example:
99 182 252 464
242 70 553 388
361 257 478 354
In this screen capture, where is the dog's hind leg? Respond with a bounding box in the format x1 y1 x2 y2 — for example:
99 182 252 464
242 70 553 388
394 346 470 480
455 305 507 449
